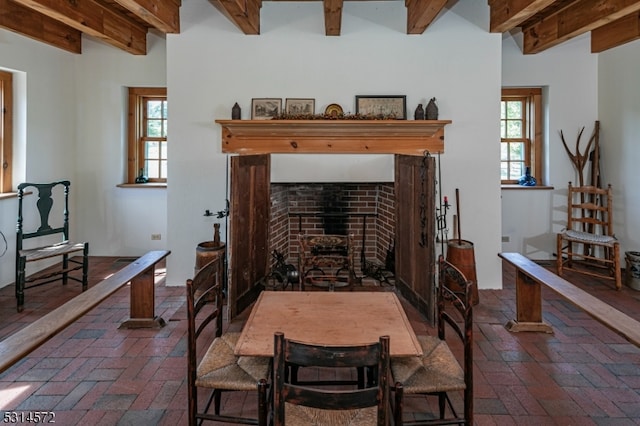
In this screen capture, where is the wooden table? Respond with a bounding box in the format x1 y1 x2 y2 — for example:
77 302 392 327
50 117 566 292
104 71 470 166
234 291 422 357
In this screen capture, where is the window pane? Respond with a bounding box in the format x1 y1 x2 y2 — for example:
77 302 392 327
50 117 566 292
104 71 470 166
160 142 167 160
146 141 160 159
500 162 509 180
147 100 163 118
161 160 167 179
500 102 506 119
506 120 522 138
510 162 524 179
500 120 506 138
146 159 159 178
501 143 508 161
509 142 525 161
506 101 522 119
147 119 163 137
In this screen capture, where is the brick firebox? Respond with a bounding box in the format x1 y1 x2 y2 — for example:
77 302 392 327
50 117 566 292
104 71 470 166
269 183 395 275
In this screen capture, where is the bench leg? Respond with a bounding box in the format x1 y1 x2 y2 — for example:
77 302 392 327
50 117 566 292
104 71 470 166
119 265 166 329
505 270 553 334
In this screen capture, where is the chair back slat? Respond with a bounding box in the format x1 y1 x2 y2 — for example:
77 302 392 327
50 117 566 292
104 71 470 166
186 260 223 342
566 182 614 236
274 331 390 426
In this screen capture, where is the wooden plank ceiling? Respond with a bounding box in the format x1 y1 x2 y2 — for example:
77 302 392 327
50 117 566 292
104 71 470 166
0 0 638 55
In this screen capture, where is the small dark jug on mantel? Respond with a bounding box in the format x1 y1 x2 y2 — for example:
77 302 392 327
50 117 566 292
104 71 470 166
414 104 425 120
232 102 241 120
426 98 438 120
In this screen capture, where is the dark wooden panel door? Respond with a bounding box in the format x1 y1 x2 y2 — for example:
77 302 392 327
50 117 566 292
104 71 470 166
229 154 270 319
394 154 436 324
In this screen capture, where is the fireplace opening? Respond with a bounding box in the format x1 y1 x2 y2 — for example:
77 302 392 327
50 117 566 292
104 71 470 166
269 182 395 284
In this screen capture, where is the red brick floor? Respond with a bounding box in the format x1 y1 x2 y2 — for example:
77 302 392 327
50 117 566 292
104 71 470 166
1 257 639 425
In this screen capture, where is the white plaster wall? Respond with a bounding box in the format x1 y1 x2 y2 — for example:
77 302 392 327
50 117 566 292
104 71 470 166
501 33 599 260
73 35 168 257
598 40 640 259
0 31 77 288
166 1 504 289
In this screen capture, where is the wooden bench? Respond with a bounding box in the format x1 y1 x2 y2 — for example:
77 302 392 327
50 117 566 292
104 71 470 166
0 250 170 374
499 252 640 347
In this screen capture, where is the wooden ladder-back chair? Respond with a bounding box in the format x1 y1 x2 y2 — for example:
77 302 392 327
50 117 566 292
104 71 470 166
270 332 401 426
391 256 473 426
186 259 270 425
15 181 89 312
557 182 622 290
298 233 357 291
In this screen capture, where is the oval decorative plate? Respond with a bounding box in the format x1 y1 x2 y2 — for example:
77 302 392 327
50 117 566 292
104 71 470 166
324 103 344 117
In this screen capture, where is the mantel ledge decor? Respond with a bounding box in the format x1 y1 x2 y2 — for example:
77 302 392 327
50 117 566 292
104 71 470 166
215 119 452 155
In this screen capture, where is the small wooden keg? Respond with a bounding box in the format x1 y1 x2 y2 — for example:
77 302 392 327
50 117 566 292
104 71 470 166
446 239 480 305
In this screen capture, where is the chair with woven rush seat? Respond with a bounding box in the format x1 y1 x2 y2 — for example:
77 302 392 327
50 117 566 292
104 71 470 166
15 181 89 312
557 182 621 290
391 256 473 426
186 259 270 425
270 332 401 426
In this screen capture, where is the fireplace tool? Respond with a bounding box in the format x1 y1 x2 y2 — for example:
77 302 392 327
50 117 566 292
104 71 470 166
264 250 299 290
360 215 395 286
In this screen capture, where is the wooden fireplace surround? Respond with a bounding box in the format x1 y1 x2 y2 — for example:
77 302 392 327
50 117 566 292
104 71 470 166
216 118 451 322
215 119 451 155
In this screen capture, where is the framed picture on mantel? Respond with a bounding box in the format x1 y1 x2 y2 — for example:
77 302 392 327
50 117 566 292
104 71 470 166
355 95 407 119
285 98 315 115
251 98 282 120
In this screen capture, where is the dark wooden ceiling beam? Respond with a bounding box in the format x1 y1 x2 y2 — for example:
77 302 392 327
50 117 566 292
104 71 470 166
591 11 640 52
405 0 448 34
112 0 181 34
0 0 81 54
488 0 556 33
523 0 640 54
12 0 148 54
323 0 343 36
210 0 261 34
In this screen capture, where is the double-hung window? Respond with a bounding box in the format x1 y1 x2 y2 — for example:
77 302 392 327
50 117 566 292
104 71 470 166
127 87 167 184
500 88 542 185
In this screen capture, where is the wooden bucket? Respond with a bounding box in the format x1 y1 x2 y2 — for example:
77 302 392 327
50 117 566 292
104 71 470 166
195 241 226 275
446 240 480 305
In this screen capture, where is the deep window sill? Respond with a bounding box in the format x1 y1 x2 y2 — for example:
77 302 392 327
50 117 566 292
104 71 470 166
501 184 554 190
0 192 18 200
117 183 167 188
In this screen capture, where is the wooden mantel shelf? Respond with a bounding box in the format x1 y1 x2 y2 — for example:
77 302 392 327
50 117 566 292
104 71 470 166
215 119 452 155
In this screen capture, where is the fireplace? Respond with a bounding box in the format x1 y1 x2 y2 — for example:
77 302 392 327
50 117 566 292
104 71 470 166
269 183 395 279
218 119 449 321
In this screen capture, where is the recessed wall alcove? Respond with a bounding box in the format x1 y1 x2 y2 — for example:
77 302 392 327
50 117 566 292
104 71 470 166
216 119 451 322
